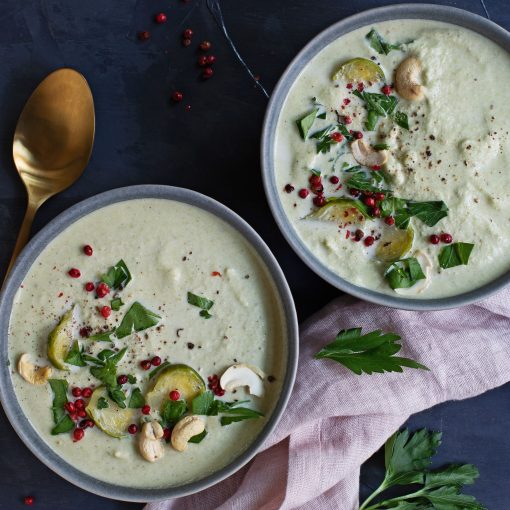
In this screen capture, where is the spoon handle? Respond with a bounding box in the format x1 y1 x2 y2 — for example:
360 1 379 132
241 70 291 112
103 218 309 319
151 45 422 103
4 200 38 279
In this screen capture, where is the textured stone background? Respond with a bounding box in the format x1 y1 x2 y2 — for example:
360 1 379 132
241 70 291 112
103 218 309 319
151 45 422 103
0 1 508 508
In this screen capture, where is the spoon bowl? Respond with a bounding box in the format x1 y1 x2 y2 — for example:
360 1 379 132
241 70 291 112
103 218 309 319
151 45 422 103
6 68 94 277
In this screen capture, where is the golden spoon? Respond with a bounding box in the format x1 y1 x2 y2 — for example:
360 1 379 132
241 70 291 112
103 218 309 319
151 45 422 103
6 68 95 277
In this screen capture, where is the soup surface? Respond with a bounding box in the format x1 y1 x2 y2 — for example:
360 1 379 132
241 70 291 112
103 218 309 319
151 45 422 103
8 198 286 488
275 19 510 297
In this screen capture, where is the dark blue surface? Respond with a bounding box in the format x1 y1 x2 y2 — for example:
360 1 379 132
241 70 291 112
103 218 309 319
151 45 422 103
0 1 508 508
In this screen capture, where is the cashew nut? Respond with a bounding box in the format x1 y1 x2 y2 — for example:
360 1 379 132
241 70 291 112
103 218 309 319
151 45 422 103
138 421 165 462
351 139 388 168
17 353 52 385
171 415 205 452
220 363 266 397
395 57 424 101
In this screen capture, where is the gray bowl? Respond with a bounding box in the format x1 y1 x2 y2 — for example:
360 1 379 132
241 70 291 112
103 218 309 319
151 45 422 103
261 3 510 310
0 185 298 501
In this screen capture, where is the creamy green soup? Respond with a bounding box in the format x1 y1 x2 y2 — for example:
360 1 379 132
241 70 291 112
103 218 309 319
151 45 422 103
8 199 286 488
275 20 510 297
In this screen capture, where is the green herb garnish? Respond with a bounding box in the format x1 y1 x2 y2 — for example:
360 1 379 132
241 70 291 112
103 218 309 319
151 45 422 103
89 347 128 408
48 379 75 435
406 201 449 227
116 302 161 338
358 428 485 510
127 374 137 384
353 90 407 131
64 340 86 367
111 298 124 311
191 390 262 425
373 143 390 150
385 257 426 290
220 407 264 426
394 111 410 130
128 387 145 408
315 328 428 375
88 329 116 342
296 108 320 139
345 167 389 193
97 397 109 409
380 199 448 229
101 259 132 290
160 399 187 428
187 292 214 319
365 28 403 55
188 430 208 443
438 242 475 269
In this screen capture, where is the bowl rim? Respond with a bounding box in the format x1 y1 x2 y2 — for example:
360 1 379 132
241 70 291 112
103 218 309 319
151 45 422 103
0 184 299 502
261 3 510 311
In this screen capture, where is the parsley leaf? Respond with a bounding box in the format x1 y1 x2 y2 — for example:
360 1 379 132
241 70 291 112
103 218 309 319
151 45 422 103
111 297 124 311
89 347 127 407
187 292 214 319
358 429 485 510
296 108 319 139
438 243 474 269
100 259 132 290
48 379 75 435
220 407 264 426
385 258 426 290
97 397 109 409
191 390 259 425
64 340 86 367
191 390 215 415
160 399 187 428
315 328 428 375
395 111 410 130
365 28 403 55
188 430 208 443
346 167 389 193
373 143 390 150
354 90 399 131
116 302 161 338
406 201 449 227
128 387 145 408
88 329 116 342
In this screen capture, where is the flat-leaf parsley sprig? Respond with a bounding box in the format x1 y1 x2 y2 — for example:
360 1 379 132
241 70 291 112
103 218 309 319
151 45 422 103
359 428 486 510
315 328 428 375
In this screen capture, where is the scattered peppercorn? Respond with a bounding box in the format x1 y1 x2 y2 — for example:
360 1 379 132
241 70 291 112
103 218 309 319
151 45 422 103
138 31 150 41
83 245 93 256
73 428 85 442
68 268 81 278
298 188 309 199
385 216 395 226
329 175 339 184
100 306 111 319
199 40 211 51
364 236 375 247
141 405 151 415
151 356 162 367
154 12 167 24
202 67 214 79
172 91 183 103
441 233 453 244
284 184 295 193
169 390 180 401
140 359 152 371
128 424 138 434
430 234 440 245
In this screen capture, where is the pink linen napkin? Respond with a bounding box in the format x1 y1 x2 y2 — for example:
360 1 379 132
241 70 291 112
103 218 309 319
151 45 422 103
147 288 510 510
